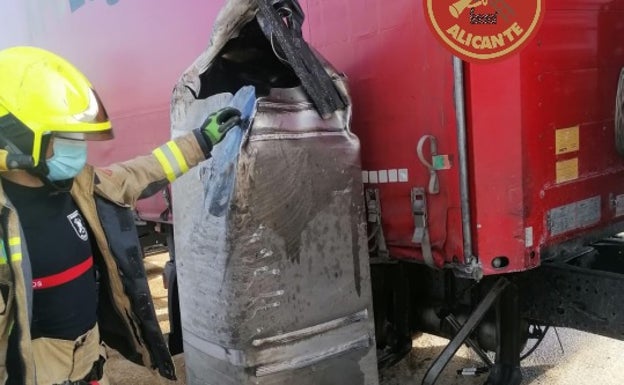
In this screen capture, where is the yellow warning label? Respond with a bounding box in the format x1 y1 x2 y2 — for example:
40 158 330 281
555 126 580 155
556 158 579 184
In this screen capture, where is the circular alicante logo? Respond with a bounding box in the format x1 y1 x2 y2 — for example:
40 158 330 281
424 0 545 63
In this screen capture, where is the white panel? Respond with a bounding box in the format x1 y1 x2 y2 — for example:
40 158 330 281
378 170 388 183
616 194 624 217
525 227 534 248
388 169 398 183
398 169 408 182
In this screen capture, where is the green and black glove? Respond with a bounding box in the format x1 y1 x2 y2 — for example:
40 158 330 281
200 107 242 147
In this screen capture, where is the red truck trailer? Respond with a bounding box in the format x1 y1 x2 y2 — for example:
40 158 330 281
4 1 624 384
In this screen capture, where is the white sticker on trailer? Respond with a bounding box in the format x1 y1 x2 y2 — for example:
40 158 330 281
369 171 379 184
616 194 624 217
547 196 601 236
378 170 389 183
388 169 398 183
525 227 534 248
363 169 407 184
399 169 409 182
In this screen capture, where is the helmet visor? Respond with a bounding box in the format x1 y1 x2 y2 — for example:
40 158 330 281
55 130 114 141
73 89 108 123
58 88 113 140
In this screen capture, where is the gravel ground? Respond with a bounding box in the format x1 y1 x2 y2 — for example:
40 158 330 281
379 330 624 385
105 253 624 385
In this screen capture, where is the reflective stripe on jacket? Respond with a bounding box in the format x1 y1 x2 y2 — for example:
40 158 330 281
0 131 208 384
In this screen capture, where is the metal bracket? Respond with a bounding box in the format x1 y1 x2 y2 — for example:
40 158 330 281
412 187 435 268
610 193 624 217
365 188 390 262
445 314 493 368
450 259 484 281
421 278 512 385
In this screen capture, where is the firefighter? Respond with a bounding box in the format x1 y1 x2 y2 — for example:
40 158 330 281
0 46 240 385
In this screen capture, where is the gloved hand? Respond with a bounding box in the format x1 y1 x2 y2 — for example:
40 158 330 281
200 107 242 147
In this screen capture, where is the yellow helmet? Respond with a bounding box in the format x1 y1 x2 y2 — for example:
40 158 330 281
0 46 113 167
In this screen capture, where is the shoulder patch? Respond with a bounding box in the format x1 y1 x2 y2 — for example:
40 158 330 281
67 210 89 241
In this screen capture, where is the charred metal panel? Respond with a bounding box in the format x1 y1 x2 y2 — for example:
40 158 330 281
170 2 378 383
172 85 378 384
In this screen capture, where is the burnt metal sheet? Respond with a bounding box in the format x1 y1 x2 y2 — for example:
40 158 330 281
172 85 378 384
170 1 377 383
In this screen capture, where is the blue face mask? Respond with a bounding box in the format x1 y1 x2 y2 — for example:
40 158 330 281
46 138 88 181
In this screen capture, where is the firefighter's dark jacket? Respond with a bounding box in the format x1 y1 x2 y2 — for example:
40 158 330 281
0 131 209 385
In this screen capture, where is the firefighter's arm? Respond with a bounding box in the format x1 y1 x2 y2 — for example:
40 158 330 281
93 132 205 206
93 108 240 206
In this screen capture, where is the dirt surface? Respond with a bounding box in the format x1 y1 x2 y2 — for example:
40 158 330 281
380 329 624 385
105 253 624 385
